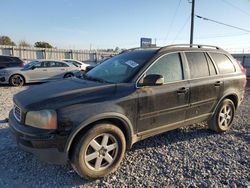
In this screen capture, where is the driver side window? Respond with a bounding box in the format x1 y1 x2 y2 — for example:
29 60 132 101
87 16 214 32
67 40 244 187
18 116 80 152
146 53 183 83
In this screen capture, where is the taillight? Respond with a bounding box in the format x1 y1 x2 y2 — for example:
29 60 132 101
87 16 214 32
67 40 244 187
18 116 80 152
235 60 247 87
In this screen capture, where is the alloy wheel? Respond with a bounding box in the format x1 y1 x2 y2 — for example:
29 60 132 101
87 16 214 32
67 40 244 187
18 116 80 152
84 133 118 171
11 75 24 86
218 104 233 128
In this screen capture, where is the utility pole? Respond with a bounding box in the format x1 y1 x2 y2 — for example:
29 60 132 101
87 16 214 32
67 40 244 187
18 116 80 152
190 0 195 46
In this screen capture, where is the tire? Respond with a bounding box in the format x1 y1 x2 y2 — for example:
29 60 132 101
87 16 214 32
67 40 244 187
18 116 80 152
9 74 25 86
208 99 235 132
70 122 126 179
64 73 74 78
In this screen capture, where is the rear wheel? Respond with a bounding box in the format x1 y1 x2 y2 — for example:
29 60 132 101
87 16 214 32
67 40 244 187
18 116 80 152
9 74 25 86
64 73 74 78
208 99 235 132
70 123 126 179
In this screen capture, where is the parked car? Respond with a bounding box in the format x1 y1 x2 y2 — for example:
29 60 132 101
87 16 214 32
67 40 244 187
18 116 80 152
62 59 90 71
0 55 24 69
0 60 80 86
9 44 246 179
85 58 112 72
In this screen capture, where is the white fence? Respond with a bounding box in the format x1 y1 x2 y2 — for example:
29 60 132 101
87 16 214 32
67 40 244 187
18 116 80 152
0 45 117 63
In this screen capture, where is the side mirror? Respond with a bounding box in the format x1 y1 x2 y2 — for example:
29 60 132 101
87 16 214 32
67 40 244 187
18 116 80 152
142 74 164 86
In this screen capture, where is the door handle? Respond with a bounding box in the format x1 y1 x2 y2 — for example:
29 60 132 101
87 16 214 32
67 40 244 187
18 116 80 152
214 81 222 87
42 69 47 71
61 69 66 71
177 87 189 94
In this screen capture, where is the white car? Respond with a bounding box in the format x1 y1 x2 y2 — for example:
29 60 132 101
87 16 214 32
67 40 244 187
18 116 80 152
0 60 81 86
62 59 90 71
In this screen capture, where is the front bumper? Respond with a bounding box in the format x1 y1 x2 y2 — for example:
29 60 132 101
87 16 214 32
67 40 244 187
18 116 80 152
8 110 68 164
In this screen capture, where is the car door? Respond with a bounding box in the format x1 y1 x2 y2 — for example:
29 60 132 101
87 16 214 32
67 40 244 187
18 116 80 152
44 61 61 80
24 61 48 81
137 52 190 133
185 51 223 119
49 61 70 79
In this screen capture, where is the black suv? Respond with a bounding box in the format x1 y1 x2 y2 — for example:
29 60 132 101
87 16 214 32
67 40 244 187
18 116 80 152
9 44 246 178
0 55 24 69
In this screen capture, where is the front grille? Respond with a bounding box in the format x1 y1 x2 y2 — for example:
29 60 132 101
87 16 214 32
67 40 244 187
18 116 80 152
13 104 21 122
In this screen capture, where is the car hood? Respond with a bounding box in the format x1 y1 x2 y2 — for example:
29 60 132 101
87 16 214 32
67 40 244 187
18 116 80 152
14 78 117 111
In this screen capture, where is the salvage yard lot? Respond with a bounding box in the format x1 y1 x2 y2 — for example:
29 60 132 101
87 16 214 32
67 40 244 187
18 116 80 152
0 85 249 187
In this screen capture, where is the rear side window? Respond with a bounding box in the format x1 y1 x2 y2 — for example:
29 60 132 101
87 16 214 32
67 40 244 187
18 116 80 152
185 52 209 78
210 53 235 74
146 53 183 83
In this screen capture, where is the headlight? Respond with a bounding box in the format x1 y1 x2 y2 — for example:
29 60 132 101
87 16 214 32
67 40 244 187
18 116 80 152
25 110 57 129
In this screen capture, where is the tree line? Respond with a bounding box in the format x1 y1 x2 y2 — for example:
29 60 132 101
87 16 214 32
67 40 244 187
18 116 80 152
0 35 123 52
0 35 53 48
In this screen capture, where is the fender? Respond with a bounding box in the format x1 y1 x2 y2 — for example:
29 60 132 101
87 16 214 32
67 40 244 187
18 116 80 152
212 91 239 114
64 112 136 153
9 73 27 83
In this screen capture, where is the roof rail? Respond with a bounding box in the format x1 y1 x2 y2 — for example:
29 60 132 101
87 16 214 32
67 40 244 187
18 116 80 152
158 44 222 53
119 46 157 54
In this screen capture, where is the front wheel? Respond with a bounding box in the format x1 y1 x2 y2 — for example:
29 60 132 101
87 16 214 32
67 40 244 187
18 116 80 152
70 123 126 179
64 73 74 78
9 74 25 86
208 99 235 132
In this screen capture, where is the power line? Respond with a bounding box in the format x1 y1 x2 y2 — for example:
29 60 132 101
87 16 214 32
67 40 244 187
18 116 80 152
196 32 250 39
196 15 250 32
163 0 182 43
172 15 191 43
156 32 250 42
221 0 250 17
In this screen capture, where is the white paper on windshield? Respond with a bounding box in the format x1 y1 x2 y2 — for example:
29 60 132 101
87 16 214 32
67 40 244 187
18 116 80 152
124 60 139 68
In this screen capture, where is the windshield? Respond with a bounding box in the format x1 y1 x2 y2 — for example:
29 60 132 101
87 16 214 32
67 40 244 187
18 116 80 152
85 50 156 83
23 61 38 69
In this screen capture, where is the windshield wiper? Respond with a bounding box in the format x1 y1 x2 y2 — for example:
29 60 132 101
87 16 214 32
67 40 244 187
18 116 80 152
82 74 111 83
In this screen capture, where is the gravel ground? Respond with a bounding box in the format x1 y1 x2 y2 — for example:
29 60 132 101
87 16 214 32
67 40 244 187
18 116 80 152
0 84 249 187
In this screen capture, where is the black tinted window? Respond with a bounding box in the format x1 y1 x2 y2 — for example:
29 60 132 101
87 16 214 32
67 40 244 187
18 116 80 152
11 57 22 63
186 52 209 78
146 53 183 83
210 53 235 74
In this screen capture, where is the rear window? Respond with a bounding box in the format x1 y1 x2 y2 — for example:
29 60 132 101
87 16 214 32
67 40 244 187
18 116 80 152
210 53 235 74
11 57 23 63
185 52 209 78
0 56 23 65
